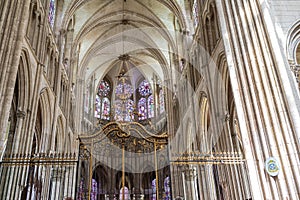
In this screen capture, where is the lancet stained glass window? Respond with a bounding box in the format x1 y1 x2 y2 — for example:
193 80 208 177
95 94 101 118
126 99 134 121
98 80 110 97
164 176 171 200
101 97 110 120
114 100 123 121
137 79 154 120
49 0 56 28
138 80 152 96
138 98 147 120
148 95 154 118
91 179 98 200
114 99 134 122
95 80 111 119
114 78 134 121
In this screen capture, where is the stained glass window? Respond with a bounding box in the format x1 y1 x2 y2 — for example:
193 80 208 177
164 176 171 200
114 99 134 122
148 95 154 118
138 80 152 96
95 94 101 118
48 0 56 28
114 78 134 122
126 99 134 121
91 179 98 200
114 100 123 121
98 80 110 97
152 179 156 200
159 89 165 114
116 82 133 99
138 98 147 120
78 179 85 200
95 80 111 119
101 97 110 120
120 187 130 200
192 0 199 27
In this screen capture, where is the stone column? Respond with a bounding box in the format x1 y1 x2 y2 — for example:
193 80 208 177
182 166 199 200
0 0 31 157
49 167 65 200
170 164 184 199
216 0 300 199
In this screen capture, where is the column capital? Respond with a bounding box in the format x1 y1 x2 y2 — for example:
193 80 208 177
183 166 197 181
16 109 26 118
225 113 230 122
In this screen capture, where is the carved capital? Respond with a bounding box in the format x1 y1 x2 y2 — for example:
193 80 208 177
59 29 67 35
16 109 26 119
183 166 197 181
225 113 230 122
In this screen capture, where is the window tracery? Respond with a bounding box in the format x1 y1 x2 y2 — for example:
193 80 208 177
138 80 154 120
148 95 154 118
138 98 147 120
114 78 134 122
139 80 152 96
192 0 199 27
95 77 164 122
95 80 111 120
101 97 110 120
48 0 56 28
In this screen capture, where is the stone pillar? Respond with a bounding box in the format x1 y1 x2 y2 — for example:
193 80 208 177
0 0 31 157
170 164 184 199
49 167 65 200
182 166 199 200
216 0 300 199
205 164 217 200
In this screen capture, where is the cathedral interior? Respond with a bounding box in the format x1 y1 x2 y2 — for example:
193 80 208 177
1 0 300 199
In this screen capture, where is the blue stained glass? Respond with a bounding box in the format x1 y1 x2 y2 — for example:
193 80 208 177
114 100 123 121
91 179 97 200
115 82 133 99
95 95 101 118
138 98 147 120
164 176 171 200
148 95 154 118
120 187 130 200
114 78 134 121
138 80 152 96
126 99 134 121
98 80 110 97
192 0 199 27
48 0 56 28
101 97 110 120
114 99 134 122
95 80 111 120
152 179 156 200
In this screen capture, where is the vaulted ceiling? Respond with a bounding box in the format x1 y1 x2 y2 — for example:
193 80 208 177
58 0 191 85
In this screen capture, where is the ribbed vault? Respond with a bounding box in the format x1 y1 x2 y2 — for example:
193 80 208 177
59 0 190 84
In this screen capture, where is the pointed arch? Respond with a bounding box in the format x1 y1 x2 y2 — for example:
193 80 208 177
286 20 300 62
39 88 53 152
55 115 65 152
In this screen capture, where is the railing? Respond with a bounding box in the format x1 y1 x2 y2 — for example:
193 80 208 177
0 152 78 200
